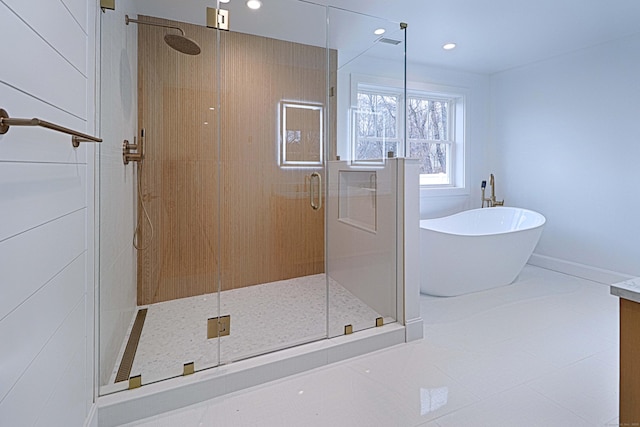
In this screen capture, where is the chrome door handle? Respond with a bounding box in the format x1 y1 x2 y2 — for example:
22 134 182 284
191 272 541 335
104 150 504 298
309 172 322 211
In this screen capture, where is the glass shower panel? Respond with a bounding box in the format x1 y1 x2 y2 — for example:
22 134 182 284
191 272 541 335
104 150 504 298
326 8 406 337
98 8 220 394
98 5 141 395
216 0 330 364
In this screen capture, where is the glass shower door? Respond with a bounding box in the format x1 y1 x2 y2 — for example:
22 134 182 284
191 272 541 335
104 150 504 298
215 0 330 364
135 15 222 381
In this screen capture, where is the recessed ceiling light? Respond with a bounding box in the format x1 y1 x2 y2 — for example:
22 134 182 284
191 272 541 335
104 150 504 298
374 28 386 35
246 0 261 9
442 43 457 50
219 0 230 3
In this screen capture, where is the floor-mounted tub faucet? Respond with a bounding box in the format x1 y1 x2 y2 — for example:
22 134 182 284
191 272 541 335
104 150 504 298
481 174 504 207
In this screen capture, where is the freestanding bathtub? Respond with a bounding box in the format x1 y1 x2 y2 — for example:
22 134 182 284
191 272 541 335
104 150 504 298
420 207 545 296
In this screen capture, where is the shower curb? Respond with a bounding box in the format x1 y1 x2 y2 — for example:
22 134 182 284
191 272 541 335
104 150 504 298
97 324 406 427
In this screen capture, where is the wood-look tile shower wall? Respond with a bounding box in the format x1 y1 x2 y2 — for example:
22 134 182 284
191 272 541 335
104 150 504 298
137 17 336 304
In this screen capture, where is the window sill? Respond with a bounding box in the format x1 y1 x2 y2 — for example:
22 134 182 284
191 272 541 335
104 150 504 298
419 186 469 198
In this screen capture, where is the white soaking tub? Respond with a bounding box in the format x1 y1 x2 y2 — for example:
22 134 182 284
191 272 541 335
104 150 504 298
420 207 545 297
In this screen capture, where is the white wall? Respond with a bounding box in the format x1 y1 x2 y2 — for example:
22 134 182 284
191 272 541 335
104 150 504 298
98 3 139 389
491 33 640 278
0 0 97 425
408 63 491 219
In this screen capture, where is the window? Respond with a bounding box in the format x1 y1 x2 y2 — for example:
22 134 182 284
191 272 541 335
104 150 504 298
352 79 465 188
353 90 400 164
406 96 454 186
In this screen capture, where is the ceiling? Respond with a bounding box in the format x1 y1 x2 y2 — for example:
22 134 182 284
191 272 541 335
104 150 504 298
132 0 640 74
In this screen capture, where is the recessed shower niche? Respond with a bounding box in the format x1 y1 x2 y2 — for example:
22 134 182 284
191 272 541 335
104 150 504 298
338 170 378 232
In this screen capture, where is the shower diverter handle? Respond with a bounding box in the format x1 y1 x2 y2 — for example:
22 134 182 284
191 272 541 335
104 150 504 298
309 172 322 211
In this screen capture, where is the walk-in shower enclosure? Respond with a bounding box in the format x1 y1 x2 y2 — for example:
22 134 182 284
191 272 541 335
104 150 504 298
98 0 408 396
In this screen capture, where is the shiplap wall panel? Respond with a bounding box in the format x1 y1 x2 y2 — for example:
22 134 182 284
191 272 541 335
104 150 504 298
2 0 87 75
0 163 87 241
0 0 93 425
0 2 86 119
0 254 84 402
60 0 88 33
0 209 85 321
0 298 85 426
34 341 86 427
0 84 87 163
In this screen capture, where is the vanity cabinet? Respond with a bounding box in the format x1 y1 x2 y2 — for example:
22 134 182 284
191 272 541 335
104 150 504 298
611 279 640 424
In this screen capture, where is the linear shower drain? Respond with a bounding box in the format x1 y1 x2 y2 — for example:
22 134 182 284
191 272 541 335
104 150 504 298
115 308 147 383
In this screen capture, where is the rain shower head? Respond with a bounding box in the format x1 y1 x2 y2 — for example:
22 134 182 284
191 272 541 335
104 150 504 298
163 33 201 56
125 15 202 56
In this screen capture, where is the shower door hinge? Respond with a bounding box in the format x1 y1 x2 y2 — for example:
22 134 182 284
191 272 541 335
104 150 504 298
183 362 195 376
100 0 115 12
208 315 231 338
128 375 142 389
207 7 230 31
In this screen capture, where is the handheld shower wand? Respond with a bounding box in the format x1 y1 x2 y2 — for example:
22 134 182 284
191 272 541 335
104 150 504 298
132 128 153 251
481 180 487 207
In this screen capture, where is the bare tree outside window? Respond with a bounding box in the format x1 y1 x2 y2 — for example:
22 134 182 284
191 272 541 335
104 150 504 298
354 92 400 162
407 97 451 181
354 87 454 185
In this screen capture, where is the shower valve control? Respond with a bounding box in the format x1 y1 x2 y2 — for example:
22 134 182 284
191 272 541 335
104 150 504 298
123 131 144 165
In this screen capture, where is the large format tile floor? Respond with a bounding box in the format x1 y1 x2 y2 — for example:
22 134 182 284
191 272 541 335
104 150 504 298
122 265 620 426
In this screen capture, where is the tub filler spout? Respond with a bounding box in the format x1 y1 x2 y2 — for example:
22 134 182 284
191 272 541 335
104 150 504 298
482 174 504 207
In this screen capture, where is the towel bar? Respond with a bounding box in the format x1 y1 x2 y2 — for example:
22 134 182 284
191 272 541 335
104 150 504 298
0 108 102 147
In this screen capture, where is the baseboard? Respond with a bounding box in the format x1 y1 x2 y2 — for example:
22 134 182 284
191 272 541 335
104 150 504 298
84 404 98 427
404 317 424 342
528 253 634 285
97 324 405 427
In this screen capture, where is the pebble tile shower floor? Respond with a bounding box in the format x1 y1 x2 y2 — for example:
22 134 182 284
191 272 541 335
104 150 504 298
110 274 387 385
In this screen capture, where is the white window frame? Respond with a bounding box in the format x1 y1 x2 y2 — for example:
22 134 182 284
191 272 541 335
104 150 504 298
350 74 467 193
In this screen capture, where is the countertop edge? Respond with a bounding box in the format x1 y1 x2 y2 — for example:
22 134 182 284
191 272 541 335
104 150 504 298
611 277 640 304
